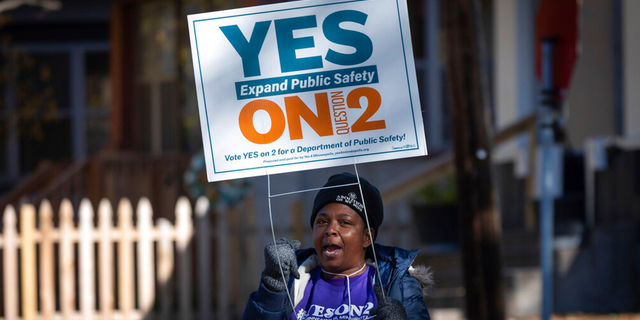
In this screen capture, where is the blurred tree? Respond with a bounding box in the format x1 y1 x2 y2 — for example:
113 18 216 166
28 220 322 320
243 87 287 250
0 0 61 14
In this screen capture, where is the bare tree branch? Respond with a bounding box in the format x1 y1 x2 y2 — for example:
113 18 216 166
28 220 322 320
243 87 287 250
0 0 62 14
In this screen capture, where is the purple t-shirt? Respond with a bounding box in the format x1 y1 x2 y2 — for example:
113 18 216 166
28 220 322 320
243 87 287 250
292 266 377 320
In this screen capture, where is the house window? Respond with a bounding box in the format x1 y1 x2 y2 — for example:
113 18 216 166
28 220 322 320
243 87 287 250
134 0 179 154
0 43 110 181
17 52 72 174
86 52 111 155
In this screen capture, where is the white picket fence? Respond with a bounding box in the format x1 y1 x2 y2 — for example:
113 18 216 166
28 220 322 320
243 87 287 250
1 196 215 320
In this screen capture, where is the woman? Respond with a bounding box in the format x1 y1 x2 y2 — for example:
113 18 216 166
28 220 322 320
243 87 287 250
242 173 432 320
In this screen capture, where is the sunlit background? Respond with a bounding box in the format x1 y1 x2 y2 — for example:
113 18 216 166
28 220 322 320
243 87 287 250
0 0 639 319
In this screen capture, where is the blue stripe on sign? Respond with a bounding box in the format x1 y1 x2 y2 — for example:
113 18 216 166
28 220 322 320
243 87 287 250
235 65 379 100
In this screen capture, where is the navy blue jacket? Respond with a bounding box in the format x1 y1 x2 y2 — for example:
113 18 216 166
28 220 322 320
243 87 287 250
242 243 431 320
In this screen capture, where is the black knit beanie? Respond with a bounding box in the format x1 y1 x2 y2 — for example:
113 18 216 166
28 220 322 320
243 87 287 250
310 173 383 240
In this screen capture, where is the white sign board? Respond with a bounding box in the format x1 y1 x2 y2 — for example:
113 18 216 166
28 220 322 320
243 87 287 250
188 0 427 182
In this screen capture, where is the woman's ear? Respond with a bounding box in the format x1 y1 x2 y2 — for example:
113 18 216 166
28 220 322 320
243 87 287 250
363 228 375 248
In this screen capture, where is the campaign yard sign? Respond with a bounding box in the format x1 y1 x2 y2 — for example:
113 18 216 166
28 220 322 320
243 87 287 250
188 0 427 182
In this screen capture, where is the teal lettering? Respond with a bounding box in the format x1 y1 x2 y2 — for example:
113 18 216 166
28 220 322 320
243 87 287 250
323 10 373 66
220 21 272 77
274 15 323 73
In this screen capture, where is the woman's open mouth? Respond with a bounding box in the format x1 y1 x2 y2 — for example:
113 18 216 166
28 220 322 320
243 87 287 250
323 245 342 256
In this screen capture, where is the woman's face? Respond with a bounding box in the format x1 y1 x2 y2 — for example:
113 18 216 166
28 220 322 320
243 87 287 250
312 203 374 275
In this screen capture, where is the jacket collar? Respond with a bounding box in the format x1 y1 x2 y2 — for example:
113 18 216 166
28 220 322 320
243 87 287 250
370 243 420 289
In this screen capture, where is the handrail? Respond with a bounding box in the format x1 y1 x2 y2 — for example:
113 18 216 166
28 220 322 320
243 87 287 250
492 113 537 146
36 158 90 203
4 152 190 210
0 161 61 209
381 151 455 204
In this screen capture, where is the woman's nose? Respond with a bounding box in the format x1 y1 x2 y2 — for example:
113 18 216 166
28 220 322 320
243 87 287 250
324 221 338 235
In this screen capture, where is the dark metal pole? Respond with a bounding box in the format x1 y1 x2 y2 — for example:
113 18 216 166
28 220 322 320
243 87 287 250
540 37 556 320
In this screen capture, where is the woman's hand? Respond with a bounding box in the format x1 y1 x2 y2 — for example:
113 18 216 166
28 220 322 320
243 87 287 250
370 284 407 320
261 238 301 292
